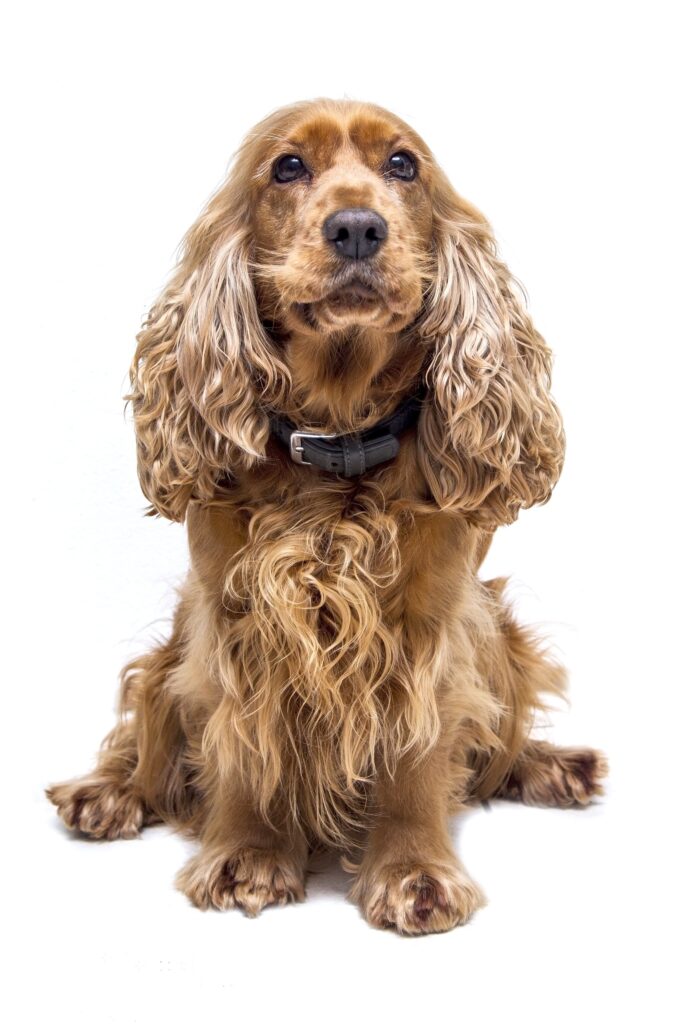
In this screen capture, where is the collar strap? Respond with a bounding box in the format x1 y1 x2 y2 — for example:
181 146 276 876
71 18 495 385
268 391 424 478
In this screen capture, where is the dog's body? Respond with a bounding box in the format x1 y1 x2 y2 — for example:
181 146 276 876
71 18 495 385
48 99 605 934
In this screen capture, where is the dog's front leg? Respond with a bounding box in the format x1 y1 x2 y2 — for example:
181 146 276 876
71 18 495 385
176 778 309 917
349 736 484 935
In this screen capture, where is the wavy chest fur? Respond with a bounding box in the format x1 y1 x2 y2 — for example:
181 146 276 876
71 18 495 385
189 469 468 844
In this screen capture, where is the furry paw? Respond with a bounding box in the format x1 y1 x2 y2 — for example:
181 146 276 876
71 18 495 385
177 847 306 917
352 861 485 935
503 743 609 808
47 777 145 840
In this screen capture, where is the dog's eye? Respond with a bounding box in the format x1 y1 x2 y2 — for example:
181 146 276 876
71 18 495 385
386 152 417 181
273 154 309 183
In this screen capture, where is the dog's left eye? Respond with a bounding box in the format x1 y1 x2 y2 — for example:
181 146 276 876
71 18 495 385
273 155 309 183
386 152 417 181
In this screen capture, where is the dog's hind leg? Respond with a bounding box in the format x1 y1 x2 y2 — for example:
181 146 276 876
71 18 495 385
47 601 195 840
46 717 148 840
468 578 607 808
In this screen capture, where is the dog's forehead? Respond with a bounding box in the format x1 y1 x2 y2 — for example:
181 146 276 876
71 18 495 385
285 108 425 170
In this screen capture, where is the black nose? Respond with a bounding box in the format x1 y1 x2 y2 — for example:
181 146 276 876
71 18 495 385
323 208 388 260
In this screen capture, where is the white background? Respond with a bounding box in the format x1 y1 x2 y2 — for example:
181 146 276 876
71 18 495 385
2 1 680 1021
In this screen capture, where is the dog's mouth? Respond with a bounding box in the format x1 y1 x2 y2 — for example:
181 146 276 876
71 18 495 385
325 281 381 309
318 265 387 312
289 264 405 330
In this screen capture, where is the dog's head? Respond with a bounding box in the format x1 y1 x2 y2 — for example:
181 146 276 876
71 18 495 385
131 99 564 525
251 103 432 337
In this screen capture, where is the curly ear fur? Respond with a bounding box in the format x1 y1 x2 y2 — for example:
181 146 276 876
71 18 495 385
129 179 289 522
418 169 565 527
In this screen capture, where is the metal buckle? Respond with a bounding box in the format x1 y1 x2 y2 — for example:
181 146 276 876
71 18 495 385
289 430 339 465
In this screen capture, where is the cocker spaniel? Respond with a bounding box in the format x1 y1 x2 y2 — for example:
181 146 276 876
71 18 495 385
48 99 606 934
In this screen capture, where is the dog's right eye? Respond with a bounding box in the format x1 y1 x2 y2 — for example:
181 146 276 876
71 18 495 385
273 155 309 183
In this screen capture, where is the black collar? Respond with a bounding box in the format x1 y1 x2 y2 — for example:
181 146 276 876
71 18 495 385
268 390 424 478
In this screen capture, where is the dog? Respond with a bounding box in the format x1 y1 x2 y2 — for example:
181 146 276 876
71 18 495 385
48 98 606 934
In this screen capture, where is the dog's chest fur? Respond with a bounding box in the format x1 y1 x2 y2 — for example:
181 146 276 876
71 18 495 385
187 475 470 841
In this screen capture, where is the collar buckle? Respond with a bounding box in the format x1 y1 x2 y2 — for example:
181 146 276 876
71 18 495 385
289 430 339 465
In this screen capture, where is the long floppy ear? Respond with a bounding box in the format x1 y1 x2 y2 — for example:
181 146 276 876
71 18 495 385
417 168 565 527
129 184 288 522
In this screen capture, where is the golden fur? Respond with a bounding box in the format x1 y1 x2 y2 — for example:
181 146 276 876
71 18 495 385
48 99 606 934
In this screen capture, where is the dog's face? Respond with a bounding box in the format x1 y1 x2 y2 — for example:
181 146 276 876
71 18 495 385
251 104 434 337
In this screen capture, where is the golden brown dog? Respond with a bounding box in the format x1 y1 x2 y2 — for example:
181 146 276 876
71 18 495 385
48 98 606 934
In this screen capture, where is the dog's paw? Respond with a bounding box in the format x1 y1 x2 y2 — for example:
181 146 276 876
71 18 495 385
506 744 609 809
47 777 145 840
352 861 485 935
177 847 306 917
